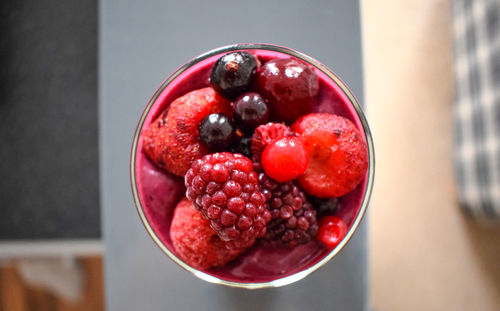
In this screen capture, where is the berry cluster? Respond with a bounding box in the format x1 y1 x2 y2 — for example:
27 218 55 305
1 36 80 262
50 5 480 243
185 153 270 250
143 50 369 270
259 173 318 247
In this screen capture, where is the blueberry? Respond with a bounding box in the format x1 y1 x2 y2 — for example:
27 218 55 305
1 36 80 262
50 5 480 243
199 113 235 151
234 92 269 132
210 52 258 99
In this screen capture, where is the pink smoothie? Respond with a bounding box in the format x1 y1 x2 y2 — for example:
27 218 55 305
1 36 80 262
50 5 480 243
133 48 369 284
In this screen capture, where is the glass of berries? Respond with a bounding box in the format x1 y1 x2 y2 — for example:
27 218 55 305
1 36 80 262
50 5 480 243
131 43 374 288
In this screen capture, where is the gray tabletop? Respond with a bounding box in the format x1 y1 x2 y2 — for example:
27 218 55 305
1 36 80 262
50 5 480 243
0 0 100 242
99 0 368 310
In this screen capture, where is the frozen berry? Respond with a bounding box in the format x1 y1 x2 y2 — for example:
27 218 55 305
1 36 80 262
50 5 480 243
259 173 318 247
255 58 319 123
292 113 368 198
261 136 308 183
198 113 235 151
170 198 244 270
317 216 347 249
251 122 294 164
210 52 258 99
143 87 232 176
185 152 271 250
234 92 269 132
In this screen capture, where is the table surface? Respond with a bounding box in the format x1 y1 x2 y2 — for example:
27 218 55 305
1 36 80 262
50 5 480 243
99 0 368 310
0 0 100 246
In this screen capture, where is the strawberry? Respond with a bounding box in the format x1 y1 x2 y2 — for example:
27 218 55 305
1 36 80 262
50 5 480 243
142 87 232 176
170 198 245 270
291 113 368 198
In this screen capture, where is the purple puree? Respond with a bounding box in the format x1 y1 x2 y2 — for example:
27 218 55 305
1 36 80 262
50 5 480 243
134 49 369 283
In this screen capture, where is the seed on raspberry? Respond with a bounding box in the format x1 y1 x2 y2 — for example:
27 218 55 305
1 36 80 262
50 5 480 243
199 163 212 181
237 215 252 230
207 205 222 219
259 172 318 247
231 170 247 184
211 163 229 182
223 180 242 197
212 191 227 206
221 210 237 226
228 197 245 213
206 182 220 195
201 194 212 208
185 152 271 250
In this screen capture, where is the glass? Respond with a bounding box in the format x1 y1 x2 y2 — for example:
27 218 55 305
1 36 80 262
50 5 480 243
130 43 375 288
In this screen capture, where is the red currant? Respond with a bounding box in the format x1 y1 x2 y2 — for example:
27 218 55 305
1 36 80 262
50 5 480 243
317 216 347 249
261 136 308 182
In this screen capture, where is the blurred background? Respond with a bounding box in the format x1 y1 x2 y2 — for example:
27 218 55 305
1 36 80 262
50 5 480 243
1 0 499 310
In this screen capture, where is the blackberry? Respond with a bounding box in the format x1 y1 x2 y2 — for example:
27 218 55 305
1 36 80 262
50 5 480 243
210 52 258 99
258 173 318 247
185 152 271 250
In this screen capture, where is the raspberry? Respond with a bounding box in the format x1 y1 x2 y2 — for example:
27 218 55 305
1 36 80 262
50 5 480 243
250 122 294 164
261 136 309 182
317 216 347 249
258 173 318 247
170 198 244 270
185 152 271 250
292 113 368 198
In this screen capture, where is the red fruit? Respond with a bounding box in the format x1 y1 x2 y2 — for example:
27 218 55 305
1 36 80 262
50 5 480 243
250 122 294 164
317 216 347 249
185 152 271 250
255 58 319 124
170 198 244 270
142 87 232 176
258 173 318 247
291 113 368 198
261 137 309 182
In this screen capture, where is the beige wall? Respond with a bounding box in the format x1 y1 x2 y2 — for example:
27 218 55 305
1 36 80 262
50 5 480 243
362 0 500 310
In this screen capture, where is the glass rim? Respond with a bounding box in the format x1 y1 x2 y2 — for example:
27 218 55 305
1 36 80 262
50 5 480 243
130 43 375 289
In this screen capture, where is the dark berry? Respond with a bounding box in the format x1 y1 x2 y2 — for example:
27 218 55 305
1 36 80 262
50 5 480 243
309 197 339 218
234 92 269 132
250 122 294 165
259 173 318 247
230 136 252 158
255 58 319 123
210 52 258 99
261 136 308 182
185 152 271 250
198 113 235 151
317 216 347 249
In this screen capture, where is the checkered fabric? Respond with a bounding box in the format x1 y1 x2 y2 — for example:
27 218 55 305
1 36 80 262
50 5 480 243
453 0 500 220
